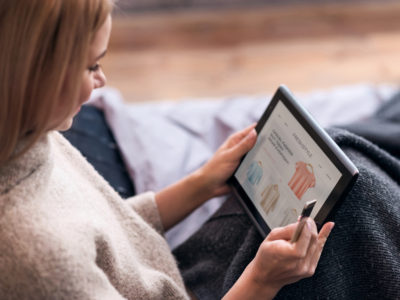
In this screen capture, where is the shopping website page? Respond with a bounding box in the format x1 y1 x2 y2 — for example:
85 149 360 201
235 100 342 228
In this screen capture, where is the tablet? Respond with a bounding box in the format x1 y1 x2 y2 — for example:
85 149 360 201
228 85 359 237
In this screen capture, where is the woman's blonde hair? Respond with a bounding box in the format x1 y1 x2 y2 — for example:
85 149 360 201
0 0 113 166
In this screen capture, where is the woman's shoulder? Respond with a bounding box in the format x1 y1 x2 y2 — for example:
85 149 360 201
49 130 116 189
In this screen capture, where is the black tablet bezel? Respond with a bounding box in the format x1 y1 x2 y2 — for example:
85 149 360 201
228 85 359 237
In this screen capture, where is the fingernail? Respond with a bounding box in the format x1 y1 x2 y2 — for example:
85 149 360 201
307 219 313 230
246 129 257 139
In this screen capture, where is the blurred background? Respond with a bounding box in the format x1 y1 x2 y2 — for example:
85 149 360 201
102 0 400 102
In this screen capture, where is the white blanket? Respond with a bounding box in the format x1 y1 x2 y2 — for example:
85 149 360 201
89 83 398 249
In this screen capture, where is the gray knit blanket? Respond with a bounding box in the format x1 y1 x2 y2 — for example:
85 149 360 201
173 95 400 299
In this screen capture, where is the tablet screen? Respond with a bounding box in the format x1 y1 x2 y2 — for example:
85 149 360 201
234 99 343 229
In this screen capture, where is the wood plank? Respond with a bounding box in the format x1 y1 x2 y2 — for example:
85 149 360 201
103 2 400 101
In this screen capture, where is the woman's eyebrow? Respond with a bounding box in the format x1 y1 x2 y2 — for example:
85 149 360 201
95 49 107 61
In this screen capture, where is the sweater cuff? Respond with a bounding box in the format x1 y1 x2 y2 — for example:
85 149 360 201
126 192 164 234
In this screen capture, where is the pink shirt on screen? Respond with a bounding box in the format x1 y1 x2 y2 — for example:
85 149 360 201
288 161 316 200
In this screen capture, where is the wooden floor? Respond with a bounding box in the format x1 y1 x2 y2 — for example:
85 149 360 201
103 2 400 102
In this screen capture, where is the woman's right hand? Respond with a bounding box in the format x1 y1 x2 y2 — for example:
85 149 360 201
223 219 334 300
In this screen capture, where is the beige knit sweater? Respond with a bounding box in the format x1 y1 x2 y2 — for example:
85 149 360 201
0 132 189 300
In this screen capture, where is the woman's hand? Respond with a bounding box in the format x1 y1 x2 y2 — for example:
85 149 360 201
223 220 335 300
155 124 257 230
195 123 258 199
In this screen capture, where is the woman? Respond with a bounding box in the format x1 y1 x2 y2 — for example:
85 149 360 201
0 1 334 299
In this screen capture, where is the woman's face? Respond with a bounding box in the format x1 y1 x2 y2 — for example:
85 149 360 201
56 15 112 131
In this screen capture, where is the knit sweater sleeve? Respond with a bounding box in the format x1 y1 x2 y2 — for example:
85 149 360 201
125 191 164 234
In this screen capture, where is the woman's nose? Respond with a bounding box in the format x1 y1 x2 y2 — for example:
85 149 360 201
95 68 107 89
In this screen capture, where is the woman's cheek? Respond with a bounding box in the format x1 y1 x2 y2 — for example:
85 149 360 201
79 77 94 104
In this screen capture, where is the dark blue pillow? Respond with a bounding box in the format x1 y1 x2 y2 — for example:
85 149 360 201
62 105 135 198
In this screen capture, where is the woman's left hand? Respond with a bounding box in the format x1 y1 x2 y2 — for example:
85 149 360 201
156 123 257 230
196 123 258 199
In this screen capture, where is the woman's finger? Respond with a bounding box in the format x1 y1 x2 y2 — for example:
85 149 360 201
227 128 257 160
294 219 317 258
302 229 319 276
266 223 298 241
309 222 335 269
225 123 257 148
